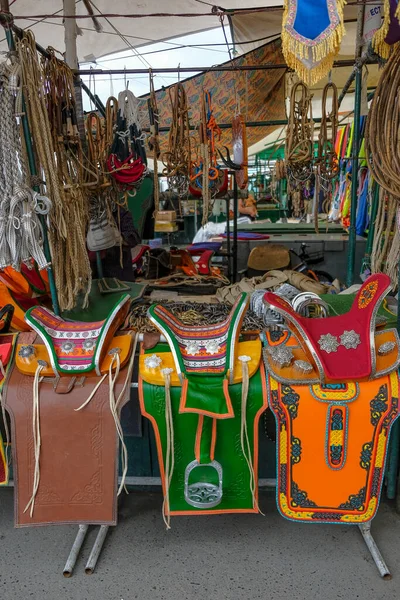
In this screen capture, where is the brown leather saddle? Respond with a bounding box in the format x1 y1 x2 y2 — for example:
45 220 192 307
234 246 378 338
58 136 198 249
3 295 136 527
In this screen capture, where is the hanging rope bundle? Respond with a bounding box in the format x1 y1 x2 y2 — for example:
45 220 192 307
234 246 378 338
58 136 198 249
371 190 400 289
106 89 147 190
285 81 314 188
316 82 339 181
365 44 400 198
148 71 160 216
162 82 192 197
190 91 226 224
0 58 49 272
17 32 92 310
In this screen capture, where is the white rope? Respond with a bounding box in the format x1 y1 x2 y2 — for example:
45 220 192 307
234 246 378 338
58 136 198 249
74 334 139 496
0 59 48 271
117 88 144 133
74 373 108 412
24 363 45 518
239 357 264 516
161 367 175 530
0 359 10 467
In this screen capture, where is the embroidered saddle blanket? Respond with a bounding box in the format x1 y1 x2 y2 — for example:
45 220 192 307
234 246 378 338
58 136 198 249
3 295 135 527
139 293 267 523
263 274 400 524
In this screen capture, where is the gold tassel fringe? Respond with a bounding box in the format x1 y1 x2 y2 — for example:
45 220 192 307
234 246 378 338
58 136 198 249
372 0 391 59
282 0 346 85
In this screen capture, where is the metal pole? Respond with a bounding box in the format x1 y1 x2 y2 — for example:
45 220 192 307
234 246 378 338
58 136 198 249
360 180 379 276
0 13 61 315
80 80 106 117
232 174 238 283
85 525 109 575
63 0 86 143
63 525 89 577
346 4 365 288
76 59 360 76
358 523 391 579
226 195 231 282
338 45 374 107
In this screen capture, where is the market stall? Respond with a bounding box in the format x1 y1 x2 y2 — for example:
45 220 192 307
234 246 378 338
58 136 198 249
0 0 399 582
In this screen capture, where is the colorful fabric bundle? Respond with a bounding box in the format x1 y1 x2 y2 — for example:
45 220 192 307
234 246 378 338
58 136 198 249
282 0 346 85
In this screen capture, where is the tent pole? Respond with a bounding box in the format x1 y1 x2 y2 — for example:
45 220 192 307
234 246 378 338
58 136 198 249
346 3 365 287
64 0 86 143
0 6 60 315
360 180 379 277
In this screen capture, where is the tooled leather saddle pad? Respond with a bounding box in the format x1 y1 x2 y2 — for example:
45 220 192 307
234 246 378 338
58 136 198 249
263 274 400 524
3 310 130 527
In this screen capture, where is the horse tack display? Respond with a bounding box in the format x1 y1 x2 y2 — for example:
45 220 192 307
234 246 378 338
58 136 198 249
263 274 400 525
139 293 267 526
2 295 136 527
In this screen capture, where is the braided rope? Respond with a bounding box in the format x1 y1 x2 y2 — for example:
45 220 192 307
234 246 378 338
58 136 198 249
17 32 92 310
0 58 48 271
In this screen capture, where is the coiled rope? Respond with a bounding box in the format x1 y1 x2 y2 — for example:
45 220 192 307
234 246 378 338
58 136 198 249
17 32 92 310
162 83 191 197
365 43 400 198
285 81 314 188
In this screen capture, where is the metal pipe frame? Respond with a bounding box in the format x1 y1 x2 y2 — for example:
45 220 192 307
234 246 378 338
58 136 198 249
63 525 89 577
345 2 365 288
358 523 392 579
76 59 363 76
85 525 110 575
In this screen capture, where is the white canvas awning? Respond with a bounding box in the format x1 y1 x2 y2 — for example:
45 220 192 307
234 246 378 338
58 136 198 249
0 1 275 62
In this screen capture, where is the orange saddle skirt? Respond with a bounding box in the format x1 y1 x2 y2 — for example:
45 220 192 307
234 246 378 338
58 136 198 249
263 274 400 524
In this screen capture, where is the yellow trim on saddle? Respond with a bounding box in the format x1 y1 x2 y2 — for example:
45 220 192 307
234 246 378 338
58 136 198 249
139 340 262 387
16 334 133 377
265 330 400 384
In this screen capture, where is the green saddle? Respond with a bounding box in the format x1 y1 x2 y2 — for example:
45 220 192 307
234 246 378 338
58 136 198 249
139 293 267 524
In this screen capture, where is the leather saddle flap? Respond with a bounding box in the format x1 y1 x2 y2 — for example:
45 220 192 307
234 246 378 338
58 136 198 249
3 332 132 527
264 274 395 382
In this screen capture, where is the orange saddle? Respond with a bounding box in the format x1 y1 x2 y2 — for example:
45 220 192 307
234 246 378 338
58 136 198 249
263 274 400 525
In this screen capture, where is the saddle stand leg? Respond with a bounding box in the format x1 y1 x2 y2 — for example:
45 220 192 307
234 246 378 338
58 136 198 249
85 525 110 575
63 525 89 577
358 522 391 579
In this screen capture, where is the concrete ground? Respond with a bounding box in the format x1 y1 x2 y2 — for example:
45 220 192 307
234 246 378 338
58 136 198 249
1 488 400 600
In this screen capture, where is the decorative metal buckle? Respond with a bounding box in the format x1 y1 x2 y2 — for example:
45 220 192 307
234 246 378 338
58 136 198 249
184 459 223 509
268 345 294 367
378 341 396 356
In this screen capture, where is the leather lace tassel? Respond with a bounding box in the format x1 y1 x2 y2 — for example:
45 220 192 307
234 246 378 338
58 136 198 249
74 334 138 496
161 367 175 530
239 356 264 515
24 363 45 517
0 359 10 467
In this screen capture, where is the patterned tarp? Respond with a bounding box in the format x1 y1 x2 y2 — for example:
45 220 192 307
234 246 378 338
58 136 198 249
141 39 286 154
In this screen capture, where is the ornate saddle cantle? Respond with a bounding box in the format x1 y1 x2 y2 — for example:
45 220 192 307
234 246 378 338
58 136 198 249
19 295 132 378
139 293 267 526
263 274 400 524
3 295 135 527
